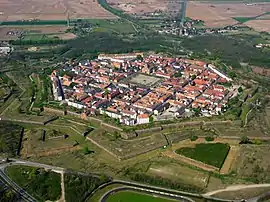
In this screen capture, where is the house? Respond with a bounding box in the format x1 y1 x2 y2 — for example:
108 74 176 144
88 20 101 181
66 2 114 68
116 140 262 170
137 114 150 124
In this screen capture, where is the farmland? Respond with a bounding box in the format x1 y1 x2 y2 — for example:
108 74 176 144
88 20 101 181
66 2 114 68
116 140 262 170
0 0 116 22
186 1 270 30
6 165 61 201
175 143 230 168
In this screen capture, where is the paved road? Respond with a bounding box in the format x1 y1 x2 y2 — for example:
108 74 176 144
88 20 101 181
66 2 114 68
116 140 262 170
100 186 195 202
0 158 66 202
0 169 36 202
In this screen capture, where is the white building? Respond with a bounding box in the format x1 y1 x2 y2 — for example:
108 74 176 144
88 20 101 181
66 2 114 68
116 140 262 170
137 114 150 125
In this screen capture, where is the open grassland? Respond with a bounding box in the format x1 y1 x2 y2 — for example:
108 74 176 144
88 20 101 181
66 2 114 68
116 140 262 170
6 165 61 201
147 162 209 188
106 190 178 202
212 187 270 200
20 121 91 158
0 0 116 22
0 121 22 157
88 128 167 160
64 172 109 202
232 145 270 183
175 143 230 168
186 1 270 28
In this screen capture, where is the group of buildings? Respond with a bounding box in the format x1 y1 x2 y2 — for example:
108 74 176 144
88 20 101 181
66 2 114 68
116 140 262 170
51 53 234 125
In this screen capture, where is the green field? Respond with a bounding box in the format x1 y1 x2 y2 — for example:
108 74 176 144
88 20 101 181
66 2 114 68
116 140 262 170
6 165 61 201
175 143 230 168
106 190 177 202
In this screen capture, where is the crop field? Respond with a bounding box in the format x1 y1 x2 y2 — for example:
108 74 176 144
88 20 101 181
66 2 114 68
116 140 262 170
0 25 78 40
175 143 230 168
147 162 209 188
88 129 168 160
0 121 22 157
232 145 270 183
107 0 183 19
244 20 270 32
6 165 61 201
106 190 177 202
91 19 136 33
186 1 270 28
0 0 116 22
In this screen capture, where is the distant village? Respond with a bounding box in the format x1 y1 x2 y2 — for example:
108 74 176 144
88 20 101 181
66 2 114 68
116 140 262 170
51 53 237 125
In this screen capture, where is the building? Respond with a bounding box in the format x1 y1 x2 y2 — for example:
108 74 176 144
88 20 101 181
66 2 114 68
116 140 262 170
137 114 150 124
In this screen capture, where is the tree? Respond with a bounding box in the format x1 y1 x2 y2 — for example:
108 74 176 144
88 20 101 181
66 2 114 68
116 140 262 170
83 146 90 155
238 87 243 93
240 136 252 144
136 54 143 61
191 75 196 80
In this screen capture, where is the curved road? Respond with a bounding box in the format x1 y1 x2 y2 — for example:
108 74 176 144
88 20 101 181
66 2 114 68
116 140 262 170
100 186 195 202
1 158 270 202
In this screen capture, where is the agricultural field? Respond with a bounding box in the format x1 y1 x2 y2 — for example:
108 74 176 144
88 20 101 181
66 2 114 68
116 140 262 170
64 172 109 202
244 20 270 33
89 19 136 34
0 0 116 22
6 165 61 201
175 143 230 168
232 145 270 183
105 190 178 202
105 0 183 19
0 121 22 157
186 1 270 29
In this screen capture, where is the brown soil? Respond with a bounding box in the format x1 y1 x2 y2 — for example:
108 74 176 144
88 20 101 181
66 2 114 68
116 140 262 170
245 20 270 33
252 66 270 77
186 1 270 27
220 145 239 174
0 0 117 21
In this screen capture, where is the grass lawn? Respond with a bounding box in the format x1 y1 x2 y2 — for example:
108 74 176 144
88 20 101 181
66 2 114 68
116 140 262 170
6 165 61 201
106 191 177 202
175 143 230 168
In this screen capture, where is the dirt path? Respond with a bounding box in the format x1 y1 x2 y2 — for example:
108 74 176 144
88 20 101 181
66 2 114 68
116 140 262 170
204 184 270 196
58 172 66 202
220 145 239 174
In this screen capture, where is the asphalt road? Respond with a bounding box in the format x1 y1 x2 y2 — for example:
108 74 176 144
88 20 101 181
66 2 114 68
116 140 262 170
100 186 195 202
0 169 36 202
